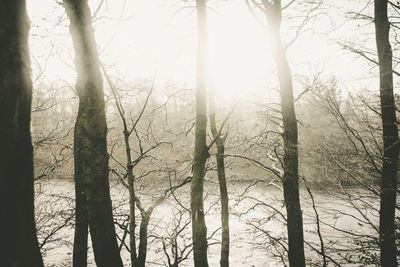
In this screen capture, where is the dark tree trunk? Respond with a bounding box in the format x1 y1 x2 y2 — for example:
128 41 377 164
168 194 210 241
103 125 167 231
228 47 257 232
210 86 230 267
0 1 44 266
265 1 305 266
132 196 163 267
374 1 399 266
191 0 209 266
134 213 151 267
216 141 230 267
63 1 123 266
275 47 305 267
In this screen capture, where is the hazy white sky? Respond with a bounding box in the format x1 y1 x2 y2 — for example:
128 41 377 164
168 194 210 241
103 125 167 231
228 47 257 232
26 0 383 103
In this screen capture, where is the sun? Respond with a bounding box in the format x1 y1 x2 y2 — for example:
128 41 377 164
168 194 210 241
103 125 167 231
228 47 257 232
207 7 274 103
27 0 371 105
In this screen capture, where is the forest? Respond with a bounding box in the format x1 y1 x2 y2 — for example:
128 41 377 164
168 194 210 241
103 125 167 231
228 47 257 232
1 0 399 266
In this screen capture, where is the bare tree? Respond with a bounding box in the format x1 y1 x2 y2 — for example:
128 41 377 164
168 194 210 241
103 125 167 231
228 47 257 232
160 204 193 267
300 76 399 265
191 0 210 266
103 65 200 267
245 0 309 265
374 2 399 264
0 1 44 266
209 85 231 267
61 0 123 266
104 68 165 267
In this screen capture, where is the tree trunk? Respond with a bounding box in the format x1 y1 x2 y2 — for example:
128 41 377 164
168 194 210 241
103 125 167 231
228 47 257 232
266 1 305 266
103 63 138 266
275 40 305 267
216 141 230 267
191 0 209 266
374 1 399 266
134 213 151 267
128 168 138 265
0 1 44 266
63 1 123 266
210 86 230 267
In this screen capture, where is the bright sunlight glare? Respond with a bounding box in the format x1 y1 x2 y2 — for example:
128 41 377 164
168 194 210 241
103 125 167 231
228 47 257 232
27 0 373 104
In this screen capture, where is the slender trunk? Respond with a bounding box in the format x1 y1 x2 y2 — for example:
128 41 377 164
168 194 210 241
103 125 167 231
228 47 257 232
276 51 305 267
191 0 209 266
125 128 137 265
210 86 230 267
0 1 43 266
134 197 164 267
63 1 123 266
128 168 138 265
173 240 179 267
134 213 151 267
266 2 305 266
375 1 399 266
103 61 138 265
216 142 230 267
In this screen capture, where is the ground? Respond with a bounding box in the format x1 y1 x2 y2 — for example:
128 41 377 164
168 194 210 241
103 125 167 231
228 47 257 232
35 178 383 266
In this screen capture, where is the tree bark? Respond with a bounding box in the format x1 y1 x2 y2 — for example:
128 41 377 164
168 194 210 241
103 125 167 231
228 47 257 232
73 172 88 267
265 1 305 266
191 0 210 266
0 1 44 266
374 1 399 266
63 1 123 266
